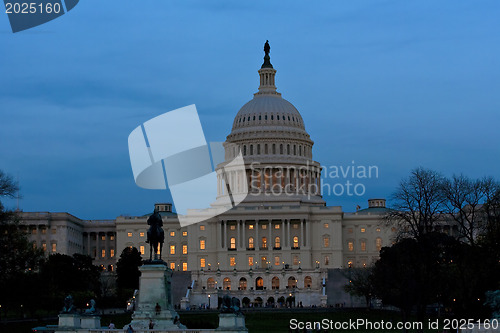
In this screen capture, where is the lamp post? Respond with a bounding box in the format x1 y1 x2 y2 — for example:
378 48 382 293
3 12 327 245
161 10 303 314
208 294 211 309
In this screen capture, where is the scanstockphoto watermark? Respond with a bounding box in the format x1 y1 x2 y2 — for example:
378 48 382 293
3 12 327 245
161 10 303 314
247 160 379 198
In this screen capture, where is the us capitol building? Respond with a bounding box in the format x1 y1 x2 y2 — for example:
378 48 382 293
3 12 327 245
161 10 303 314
19 43 448 308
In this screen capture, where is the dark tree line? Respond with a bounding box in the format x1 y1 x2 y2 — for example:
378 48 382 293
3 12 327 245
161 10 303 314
346 167 500 330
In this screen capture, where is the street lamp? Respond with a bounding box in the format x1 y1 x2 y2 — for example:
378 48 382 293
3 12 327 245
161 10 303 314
208 294 211 309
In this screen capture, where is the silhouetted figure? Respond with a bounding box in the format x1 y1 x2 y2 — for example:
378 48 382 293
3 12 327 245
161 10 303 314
146 208 164 261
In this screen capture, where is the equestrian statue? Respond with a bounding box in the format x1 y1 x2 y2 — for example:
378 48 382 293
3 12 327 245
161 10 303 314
146 207 165 261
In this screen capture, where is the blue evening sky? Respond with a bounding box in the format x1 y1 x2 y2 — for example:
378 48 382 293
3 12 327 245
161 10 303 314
1 1 499 219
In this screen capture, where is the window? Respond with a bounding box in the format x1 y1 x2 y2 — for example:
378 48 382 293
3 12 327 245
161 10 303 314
288 277 297 289
170 245 175 255
323 236 329 248
261 237 267 249
304 276 312 288
239 278 247 290
200 225 205 231
292 223 299 229
101 235 106 241
376 228 381 233
32 228 37 235
182 231 188 236
182 262 187 271
274 237 281 248
207 278 215 289
376 238 382 251
361 240 366 252
110 235 115 241
32 242 37 249
230 237 236 249
272 276 280 290
248 237 254 249
293 255 299 266
52 243 57 253
324 256 330 265
230 225 236 230
348 241 354 252
293 236 299 248
182 244 188 254
256 277 264 290
41 228 47 235
248 224 254 230
261 256 267 267
248 257 254 266
140 246 145 255
261 224 267 230
140 232 145 237
42 243 47 251
323 223 329 229
223 277 231 290
127 232 132 237
200 239 206 250
169 231 175 237
274 224 280 229
200 258 206 268
110 249 115 257
360 228 366 233
51 228 56 234
230 257 236 266
170 262 176 270
348 228 353 233
274 256 280 266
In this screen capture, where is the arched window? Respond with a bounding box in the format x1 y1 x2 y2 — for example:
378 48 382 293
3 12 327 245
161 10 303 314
207 277 215 289
287 144 290 155
243 145 247 156
257 144 260 155
239 278 247 290
230 237 236 249
299 146 302 156
288 276 297 289
280 144 283 154
223 277 231 290
293 145 296 155
293 236 299 248
304 276 312 288
250 145 253 155
265 144 268 154
261 237 267 249
274 237 281 249
323 236 330 248
256 277 264 290
272 276 280 290
248 237 254 249
272 144 276 154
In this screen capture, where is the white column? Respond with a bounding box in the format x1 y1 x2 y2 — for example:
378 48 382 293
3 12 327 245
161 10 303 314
281 220 285 247
237 220 241 249
268 221 272 248
255 221 259 250
306 220 310 247
287 220 291 248
300 221 304 247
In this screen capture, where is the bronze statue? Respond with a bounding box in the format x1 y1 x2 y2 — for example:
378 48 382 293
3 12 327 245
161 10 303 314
220 295 242 314
61 295 76 314
262 40 273 69
146 207 164 261
264 40 270 55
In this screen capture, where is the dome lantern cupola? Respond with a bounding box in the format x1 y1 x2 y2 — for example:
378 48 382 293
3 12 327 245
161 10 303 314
256 40 280 97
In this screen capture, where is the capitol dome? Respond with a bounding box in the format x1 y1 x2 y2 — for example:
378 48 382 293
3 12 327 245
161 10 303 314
215 41 324 206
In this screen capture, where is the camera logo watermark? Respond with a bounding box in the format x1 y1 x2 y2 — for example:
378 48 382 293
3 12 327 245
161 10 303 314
128 105 248 227
4 0 79 33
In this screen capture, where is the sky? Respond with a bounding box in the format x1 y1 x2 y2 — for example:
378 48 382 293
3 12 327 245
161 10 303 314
1 1 499 219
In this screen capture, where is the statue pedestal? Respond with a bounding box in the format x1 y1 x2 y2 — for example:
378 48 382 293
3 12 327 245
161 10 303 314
216 313 248 333
128 263 182 330
57 313 80 329
80 315 101 329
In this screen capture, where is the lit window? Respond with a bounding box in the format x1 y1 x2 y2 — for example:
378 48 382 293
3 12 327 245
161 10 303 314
274 237 280 248
361 240 366 252
348 241 354 252
199 239 206 250
376 238 382 251
249 225 254 230
182 262 187 271
376 228 381 233
230 237 236 249
170 231 175 237
274 224 280 230
51 228 56 234
170 262 175 270
140 232 145 237
182 244 188 254
293 255 299 266
293 236 299 248
102 249 106 258
348 228 353 233
274 256 280 266
110 235 115 241
324 256 329 265
323 223 329 229
230 225 236 230
127 232 132 237
182 231 187 236
139 246 145 254
200 225 205 231
32 242 37 250
248 237 254 249
360 228 366 233
42 243 47 251
261 237 267 249
32 228 37 235
292 224 299 229
230 257 236 266
52 243 57 253
170 245 175 255
248 257 254 266
200 258 206 268
262 224 267 230
41 229 47 235
101 235 106 241
323 236 329 248
110 249 115 257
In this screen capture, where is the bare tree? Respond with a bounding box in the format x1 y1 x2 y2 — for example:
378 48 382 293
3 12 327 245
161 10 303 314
387 167 446 240
441 175 484 246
